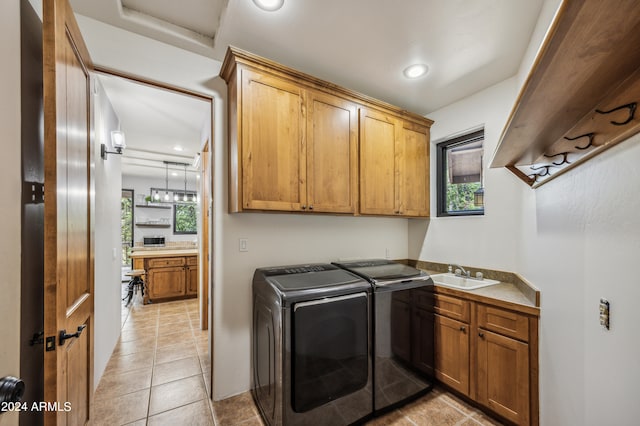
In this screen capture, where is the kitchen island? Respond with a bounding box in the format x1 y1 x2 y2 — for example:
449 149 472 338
130 248 198 304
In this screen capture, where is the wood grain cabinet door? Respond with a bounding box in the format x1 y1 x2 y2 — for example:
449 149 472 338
186 264 198 295
148 267 186 299
476 329 530 425
359 107 400 215
398 121 430 217
240 69 306 211
434 314 470 395
306 91 358 213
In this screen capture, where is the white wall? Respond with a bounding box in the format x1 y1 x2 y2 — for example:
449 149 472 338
409 77 522 272
0 1 22 425
122 175 200 245
519 137 640 425
75 15 412 400
93 80 123 389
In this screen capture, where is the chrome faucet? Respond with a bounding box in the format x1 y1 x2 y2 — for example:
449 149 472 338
450 264 470 278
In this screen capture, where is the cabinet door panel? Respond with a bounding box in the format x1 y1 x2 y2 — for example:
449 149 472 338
359 108 398 215
186 264 198 295
434 314 469 395
306 92 358 213
241 69 305 211
399 122 430 217
477 329 529 425
412 307 435 376
148 266 186 299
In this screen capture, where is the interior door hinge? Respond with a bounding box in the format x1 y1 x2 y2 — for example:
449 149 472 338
23 181 44 204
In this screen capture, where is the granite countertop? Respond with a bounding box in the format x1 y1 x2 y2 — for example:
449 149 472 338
130 248 198 258
411 260 540 316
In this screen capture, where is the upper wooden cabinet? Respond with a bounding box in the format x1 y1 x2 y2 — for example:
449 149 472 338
491 0 640 187
360 107 430 217
220 46 432 216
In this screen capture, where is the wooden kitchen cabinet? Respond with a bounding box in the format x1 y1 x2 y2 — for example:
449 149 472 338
144 255 198 303
428 291 538 425
224 51 358 214
220 46 431 217
359 107 430 217
434 313 470 395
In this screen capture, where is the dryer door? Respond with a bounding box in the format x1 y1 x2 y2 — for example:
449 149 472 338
291 292 369 413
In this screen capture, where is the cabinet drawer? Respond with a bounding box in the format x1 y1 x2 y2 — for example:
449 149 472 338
477 304 529 342
147 257 185 268
186 256 198 266
432 294 470 323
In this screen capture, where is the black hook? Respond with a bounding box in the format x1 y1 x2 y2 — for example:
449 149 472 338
564 132 595 150
596 102 637 126
543 152 571 166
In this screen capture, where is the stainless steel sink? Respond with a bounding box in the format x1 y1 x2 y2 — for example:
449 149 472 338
430 273 500 290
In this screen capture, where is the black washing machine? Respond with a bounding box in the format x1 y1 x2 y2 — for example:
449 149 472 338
333 259 435 413
252 264 373 426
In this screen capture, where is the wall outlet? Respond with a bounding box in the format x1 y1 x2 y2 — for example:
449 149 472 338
239 238 249 252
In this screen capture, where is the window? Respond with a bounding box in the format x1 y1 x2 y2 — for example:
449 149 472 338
436 129 484 217
173 203 197 234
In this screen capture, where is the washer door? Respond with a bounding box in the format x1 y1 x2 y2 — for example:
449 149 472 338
292 292 369 413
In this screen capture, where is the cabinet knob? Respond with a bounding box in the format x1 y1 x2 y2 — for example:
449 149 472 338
478 332 485 338
308 205 313 210
301 205 307 210
459 326 466 332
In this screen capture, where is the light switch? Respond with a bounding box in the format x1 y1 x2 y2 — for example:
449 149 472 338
239 238 249 252
599 298 610 330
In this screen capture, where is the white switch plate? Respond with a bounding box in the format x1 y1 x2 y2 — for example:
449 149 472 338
239 238 249 252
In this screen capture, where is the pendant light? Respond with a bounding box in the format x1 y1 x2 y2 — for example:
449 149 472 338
183 164 189 202
163 162 170 202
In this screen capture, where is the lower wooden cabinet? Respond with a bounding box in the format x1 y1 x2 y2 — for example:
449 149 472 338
476 329 530 425
428 291 538 426
434 313 470 395
148 266 185 299
144 255 198 303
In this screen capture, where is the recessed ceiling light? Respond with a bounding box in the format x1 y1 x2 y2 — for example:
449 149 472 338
252 0 284 12
173 145 183 152
403 63 429 79
171 172 178 177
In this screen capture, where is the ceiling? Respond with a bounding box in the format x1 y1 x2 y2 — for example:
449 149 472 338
98 73 210 179
74 0 546 177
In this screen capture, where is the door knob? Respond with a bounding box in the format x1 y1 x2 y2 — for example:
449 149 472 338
0 376 25 406
59 324 87 345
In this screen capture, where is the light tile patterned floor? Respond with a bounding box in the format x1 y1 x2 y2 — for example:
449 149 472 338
94 288 502 425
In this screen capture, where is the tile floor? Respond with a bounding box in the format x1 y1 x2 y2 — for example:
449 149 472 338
94 286 502 425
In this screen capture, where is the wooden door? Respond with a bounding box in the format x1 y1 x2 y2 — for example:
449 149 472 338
412 307 435 376
148 267 186 300
241 68 306 211
306 91 358 213
359 108 399 215
434 314 470 395
477 329 530 425
200 142 210 330
43 0 95 424
398 121 430 217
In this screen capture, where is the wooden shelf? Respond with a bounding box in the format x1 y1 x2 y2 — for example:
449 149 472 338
491 0 640 187
135 204 171 209
135 223 171 228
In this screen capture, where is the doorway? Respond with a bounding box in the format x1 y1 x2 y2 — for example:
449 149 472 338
121 188 134 278
94 68 215 400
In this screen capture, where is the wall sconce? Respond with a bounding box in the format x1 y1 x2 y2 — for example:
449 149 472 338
101 130 126 159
